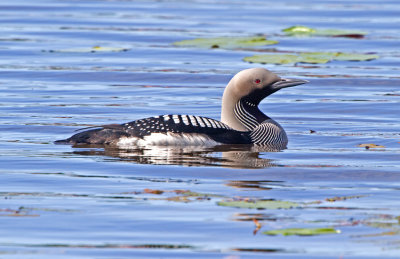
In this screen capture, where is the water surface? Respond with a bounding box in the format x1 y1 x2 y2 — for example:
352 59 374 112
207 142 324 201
1 0 399 258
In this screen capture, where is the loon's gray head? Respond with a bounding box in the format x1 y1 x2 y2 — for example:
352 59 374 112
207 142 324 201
221 68 308 131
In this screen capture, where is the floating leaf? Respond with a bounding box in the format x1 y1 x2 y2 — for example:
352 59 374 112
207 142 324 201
173 36 278 49
316 29 367 38
283 25 367 38
334 52 379 61
143 188 164 195
48 46 129 53
299 52 337 64
172 190 222 197
166 196 190 202
358 143 385 148
217 199 299 209
243 54 299 64
325 195 366 202
282 25 316 35
263 227 340 236
234 37 278 47
244 51 379 65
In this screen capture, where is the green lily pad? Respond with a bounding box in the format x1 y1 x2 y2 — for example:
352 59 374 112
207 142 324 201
334 52 379 61
283 25 316 35
283 25 367 38
217 199 299 209
263 227 340 236
299 52 338 64
173 36 278 49
244 51 379 65
49 46 129 53
243 54 299 64
173 190 222 197
315 29 367 37
325 194 367 202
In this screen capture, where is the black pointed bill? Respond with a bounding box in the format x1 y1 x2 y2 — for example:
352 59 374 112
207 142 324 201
271 78 308 90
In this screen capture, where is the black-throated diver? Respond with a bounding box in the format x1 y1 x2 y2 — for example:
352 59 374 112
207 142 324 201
55 68 308 147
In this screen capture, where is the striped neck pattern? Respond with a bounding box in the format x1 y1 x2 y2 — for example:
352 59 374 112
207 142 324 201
234 99 288 146
249 120 288 145
233 99 269 131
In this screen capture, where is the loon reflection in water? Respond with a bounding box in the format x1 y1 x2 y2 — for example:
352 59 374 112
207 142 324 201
66 144 280 169
56 68 307 149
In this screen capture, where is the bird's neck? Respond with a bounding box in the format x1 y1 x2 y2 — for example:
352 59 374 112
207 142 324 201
221 90 270 131
233 99 270 131
221 89 246 131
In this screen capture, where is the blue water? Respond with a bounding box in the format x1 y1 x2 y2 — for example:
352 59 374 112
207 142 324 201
1 0 400 258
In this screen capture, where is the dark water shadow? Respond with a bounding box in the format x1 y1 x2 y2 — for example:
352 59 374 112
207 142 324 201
66 144 284 169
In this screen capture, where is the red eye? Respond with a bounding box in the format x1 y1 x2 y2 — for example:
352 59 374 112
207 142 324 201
255 79 261 84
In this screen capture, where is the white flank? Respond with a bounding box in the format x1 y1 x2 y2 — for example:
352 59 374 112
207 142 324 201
117 133 218 148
